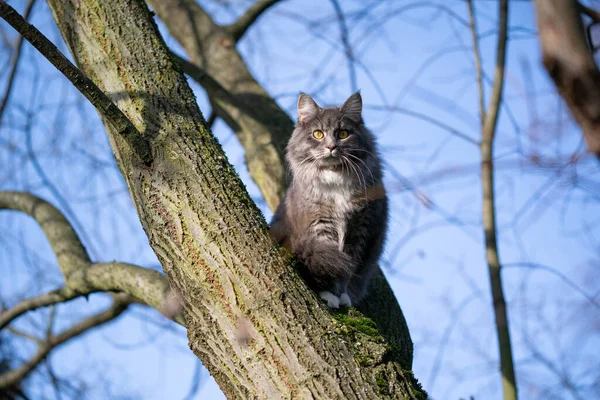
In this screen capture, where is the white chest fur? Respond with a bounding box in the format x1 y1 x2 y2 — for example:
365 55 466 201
317 171 354 208
315 170 355 251
320 169 348 186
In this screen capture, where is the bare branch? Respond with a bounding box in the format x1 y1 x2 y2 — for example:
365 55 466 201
43 1 421 395
579 2 600 22
0 0 35 125
535 0 600 155
82 262 185 325
0 191 184 327
0 262 185 329
206 110 217 128
467 0 485 125
149 0 291 210
173 53 239 106
0 294 131 389
365 104 479 146
1 287 77 331
474 0 518 399
0 191 89 277
0 0 153 165
329 0 357 92
225 0 283 42
503 262 600 309
6 326 42 344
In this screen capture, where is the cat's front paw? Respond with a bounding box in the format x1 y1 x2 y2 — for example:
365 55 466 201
339 292 352 307
319 291 340 308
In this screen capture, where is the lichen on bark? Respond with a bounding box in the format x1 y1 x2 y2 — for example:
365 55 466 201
44 0 424 397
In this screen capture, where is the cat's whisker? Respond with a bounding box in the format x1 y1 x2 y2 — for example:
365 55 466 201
346 153 376 186
343 155 368 202
339 155 349 178
349 148 378 159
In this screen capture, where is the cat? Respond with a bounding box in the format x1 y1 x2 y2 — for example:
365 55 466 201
270 92 388 308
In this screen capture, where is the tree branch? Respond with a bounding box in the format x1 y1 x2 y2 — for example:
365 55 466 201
329 0 357 92
534 0 600 155
0 0 153 165
0 191 90 278
0 294 131 389
0 191 184 327
150 0 417 379
43 0 423 396
467 0 485 125
1 287 76 331
225 0 283 42
173 53 239 106
476 0 518 399
579 2 600 22
149 0 291 210
0 0 35 126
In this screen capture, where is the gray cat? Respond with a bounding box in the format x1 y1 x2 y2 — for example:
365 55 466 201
270 92 388 308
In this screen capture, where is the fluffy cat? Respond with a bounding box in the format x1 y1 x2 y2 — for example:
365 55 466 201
270 92 388 308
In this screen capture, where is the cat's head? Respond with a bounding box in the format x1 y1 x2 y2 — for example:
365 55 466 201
286 92 381 187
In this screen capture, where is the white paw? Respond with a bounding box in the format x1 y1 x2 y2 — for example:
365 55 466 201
339 293 352 307
319 291 340 308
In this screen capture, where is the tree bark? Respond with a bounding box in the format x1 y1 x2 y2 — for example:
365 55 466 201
43 0 423 398
147 0 414 362
149 0 292 211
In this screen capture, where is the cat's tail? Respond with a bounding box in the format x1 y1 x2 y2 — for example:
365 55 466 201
296 241 355 290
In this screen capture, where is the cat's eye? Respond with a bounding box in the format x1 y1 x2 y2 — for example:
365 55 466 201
313 130 324 140
338 130 350 139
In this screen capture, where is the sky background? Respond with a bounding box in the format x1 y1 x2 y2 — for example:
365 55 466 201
1 0 599 399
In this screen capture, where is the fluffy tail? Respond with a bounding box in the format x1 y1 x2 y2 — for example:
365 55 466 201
296 241 355 290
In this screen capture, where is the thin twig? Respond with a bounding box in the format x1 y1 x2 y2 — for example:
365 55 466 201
0 0 35 125
0 295 131 389
226 0 283 42
467 0 485 124
365 104 479 146
578 2 600 22
329 0 357 92
0 0 152 165
173 53 238 103
476 0 518 399
6 326 42 344
0 288 77 330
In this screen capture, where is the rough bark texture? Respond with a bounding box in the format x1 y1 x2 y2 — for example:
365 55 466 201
535 0 600 155
149 0 292 211
44 0 422 398
147 0 414 360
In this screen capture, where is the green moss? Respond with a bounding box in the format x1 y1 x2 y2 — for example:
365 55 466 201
333 309 381 337
376 370 390 395
334 313 379 337
332 309 428 397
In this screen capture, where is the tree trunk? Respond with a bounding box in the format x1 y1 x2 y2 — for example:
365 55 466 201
45 0 424 398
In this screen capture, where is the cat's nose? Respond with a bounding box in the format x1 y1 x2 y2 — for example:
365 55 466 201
327 145 337 152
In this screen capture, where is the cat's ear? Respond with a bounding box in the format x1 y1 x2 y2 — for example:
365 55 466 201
297 93 320 123
340 91 363 123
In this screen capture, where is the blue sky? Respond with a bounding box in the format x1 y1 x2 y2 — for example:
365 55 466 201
1 0 599 399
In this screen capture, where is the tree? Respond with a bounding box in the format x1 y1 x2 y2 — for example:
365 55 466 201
0 0 423 398
1 1 599 399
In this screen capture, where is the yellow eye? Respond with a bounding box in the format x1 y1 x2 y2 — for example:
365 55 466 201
338 130 349 139
313 130 324 139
